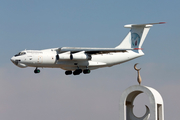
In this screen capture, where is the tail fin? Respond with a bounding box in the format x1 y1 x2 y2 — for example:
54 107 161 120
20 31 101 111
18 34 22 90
116 22 165 49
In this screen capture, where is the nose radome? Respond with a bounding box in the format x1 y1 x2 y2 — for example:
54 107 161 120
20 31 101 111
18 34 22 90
10 57 16 62
10 57 19 65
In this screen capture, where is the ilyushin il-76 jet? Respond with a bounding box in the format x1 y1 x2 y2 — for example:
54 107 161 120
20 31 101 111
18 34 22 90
11 22 165 75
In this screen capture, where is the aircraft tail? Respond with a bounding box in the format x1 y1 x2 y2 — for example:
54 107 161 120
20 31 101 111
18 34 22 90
116 22 165 49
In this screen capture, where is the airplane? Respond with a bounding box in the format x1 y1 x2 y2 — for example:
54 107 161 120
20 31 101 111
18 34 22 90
10 22 165 75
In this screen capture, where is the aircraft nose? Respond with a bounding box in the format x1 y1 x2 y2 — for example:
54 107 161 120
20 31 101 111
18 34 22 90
10 57 15 62
10 56 18 65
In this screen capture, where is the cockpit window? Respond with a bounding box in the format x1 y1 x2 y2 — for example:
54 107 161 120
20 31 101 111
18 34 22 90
15 52 26 57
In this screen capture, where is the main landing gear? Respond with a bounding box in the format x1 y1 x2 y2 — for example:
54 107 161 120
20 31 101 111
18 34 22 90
34 67 40 74
65 69 91 75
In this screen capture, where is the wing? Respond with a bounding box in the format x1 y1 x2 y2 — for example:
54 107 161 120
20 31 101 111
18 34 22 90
58 47 134 54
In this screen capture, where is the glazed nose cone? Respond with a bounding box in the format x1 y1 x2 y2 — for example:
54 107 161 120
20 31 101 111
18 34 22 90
10 56 18 65
11 56 15 62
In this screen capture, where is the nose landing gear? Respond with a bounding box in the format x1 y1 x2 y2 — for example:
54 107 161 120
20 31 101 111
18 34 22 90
34 68 40 74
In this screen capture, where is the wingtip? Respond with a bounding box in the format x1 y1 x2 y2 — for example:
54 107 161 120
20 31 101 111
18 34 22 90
159 22 166 24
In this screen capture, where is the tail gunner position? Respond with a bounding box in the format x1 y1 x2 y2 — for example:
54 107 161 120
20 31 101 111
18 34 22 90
11 22 165 75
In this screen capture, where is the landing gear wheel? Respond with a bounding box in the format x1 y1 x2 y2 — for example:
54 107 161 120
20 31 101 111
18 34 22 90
65 70 72 75
34 68 40 74
83 69 91 74
73 69 82 75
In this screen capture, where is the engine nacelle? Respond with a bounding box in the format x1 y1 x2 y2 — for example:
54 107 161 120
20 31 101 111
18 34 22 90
58 51 91 60
58 54 72 60
71 53 91 60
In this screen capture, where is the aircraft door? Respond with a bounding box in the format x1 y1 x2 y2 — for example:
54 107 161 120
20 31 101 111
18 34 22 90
37 56 43 64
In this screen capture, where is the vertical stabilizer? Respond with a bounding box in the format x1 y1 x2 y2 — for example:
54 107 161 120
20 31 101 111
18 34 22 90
116 22 165 49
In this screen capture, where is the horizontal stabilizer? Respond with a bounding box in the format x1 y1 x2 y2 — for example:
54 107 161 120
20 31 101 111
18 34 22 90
124 22 166 28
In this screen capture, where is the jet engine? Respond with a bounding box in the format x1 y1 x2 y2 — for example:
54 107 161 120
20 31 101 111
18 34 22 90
57 51 91 60
58 54 72 60
71 53 91 60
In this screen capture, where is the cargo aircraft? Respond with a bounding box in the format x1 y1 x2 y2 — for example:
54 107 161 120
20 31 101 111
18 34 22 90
11 22 165 75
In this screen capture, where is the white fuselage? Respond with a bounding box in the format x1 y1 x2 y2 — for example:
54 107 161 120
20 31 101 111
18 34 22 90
10 48 144 71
